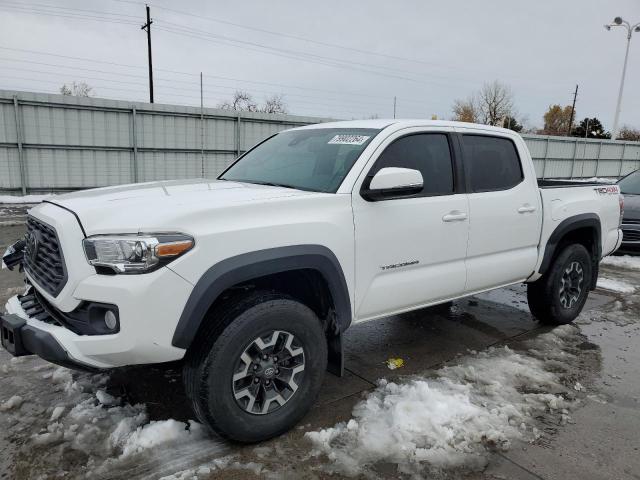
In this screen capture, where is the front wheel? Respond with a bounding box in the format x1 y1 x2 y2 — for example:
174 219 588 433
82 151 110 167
183 292 327 443
527 244 592 325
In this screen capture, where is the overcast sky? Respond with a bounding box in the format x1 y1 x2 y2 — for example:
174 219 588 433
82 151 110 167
0 0 638 129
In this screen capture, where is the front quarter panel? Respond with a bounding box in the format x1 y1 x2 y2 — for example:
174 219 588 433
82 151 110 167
166 193 356 316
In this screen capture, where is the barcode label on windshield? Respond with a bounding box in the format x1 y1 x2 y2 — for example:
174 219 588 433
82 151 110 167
328 134 370 145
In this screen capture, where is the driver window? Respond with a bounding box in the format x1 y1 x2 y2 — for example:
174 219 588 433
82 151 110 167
369 133 454 196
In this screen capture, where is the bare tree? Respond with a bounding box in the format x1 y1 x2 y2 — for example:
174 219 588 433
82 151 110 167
477 81 514 126
217 90 258 112
452 96 479 123
260 94 287 114
218 91 289 114
617 125 640 141
60 81 93 97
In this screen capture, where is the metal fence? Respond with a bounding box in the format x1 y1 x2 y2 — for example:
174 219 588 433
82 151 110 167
0 90 329 194
1 89 640 195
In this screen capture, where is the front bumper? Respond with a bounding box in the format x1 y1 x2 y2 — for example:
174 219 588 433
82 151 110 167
1 312 96 371
2 266 193 369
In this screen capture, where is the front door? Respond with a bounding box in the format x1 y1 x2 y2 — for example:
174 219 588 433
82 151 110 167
352 129 469 322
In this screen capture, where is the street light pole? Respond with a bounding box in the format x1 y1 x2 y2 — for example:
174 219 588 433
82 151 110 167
605 17 640 139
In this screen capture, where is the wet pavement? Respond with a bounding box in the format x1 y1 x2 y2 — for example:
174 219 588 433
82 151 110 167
1 206 639 480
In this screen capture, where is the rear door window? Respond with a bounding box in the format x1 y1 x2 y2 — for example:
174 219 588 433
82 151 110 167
462 135 523 192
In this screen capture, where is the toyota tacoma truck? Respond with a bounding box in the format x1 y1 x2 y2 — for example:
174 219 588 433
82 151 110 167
1 120 623 442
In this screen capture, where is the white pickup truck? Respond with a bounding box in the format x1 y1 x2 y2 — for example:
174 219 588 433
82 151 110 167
1 120 623 442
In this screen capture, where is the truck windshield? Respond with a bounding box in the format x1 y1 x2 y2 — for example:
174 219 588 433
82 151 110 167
619 170 640 195
220 128 381 193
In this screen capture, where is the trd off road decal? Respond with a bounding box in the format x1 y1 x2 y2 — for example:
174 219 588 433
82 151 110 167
594 185 620 195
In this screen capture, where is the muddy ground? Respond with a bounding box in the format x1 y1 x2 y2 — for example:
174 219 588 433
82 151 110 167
1 206 639 480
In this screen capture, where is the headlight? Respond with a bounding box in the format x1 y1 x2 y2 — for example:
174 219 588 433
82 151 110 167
83 234 194 274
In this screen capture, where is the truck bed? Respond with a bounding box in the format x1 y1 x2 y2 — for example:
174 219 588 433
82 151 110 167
538 179 615 188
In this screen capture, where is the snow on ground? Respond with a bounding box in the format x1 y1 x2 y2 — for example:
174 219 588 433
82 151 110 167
601 255 640 271
0 360 230 479
0 194 54 204
306 325 583 477
597 277 636 294
157 456 264 480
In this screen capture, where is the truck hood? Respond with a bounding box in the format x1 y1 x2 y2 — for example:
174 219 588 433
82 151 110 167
42 178 317 234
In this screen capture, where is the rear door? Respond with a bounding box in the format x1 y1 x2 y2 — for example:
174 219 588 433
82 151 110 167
458 131 542 292
352 128 469 321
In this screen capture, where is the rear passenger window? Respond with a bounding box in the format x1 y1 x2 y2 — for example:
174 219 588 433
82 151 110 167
370 134 454 196
462 135 523 192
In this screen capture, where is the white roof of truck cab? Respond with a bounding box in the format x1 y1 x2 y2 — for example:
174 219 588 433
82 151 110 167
291 119 518 136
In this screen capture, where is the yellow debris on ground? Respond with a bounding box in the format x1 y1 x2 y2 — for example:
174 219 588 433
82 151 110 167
385 358 404 370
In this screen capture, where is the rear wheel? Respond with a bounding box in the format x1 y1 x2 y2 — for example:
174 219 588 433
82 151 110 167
183 291 327 442
527 244 592 325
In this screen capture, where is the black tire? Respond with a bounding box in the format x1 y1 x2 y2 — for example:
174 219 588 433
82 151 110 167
183 291 327 443
527 244 592 325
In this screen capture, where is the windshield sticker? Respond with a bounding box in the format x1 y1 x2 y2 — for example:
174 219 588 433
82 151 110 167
328 134 370 145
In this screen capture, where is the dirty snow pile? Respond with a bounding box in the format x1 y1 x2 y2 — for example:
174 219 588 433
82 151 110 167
306 326 582 477
30 370 208 463
0 360 228 478
597 277 636 294
601 255 640 271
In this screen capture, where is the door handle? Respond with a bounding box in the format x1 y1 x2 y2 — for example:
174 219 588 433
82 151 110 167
442 211 468 222
518 205 536 214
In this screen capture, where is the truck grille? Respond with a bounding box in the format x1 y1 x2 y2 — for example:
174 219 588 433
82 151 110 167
19 288 63 327
622 229 640 242
23 216 67 297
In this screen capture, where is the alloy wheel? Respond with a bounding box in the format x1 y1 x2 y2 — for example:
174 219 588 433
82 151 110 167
232 330 305 415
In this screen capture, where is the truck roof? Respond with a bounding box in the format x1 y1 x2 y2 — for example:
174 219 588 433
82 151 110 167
291 119 518 135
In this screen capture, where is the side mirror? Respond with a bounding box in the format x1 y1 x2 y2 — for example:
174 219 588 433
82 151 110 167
362 167 423 201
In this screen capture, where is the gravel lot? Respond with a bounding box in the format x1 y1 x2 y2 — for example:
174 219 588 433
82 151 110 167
1 206 639 480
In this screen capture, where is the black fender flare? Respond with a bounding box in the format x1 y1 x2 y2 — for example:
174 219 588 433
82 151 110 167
171 244 352 357
538 213 601 288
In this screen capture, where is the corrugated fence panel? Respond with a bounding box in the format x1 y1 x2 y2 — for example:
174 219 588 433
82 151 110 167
137 151 202 182
20 104 131 147
2 90 640 194
24 149 133 189
0 147 21 189
204 118 236 151
204 153 237 177
137 112 200 150
0 101 17 144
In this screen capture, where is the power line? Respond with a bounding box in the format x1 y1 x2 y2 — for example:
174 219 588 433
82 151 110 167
0 62 398 110
154 21 455 86
0 46 437 105
0 0 139 19
106 0 466 71
0 69 399 116
0 4 139 25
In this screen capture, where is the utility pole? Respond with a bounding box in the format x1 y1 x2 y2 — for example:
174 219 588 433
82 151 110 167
393 96 396 119
567 84 578 136
141 5 154 103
